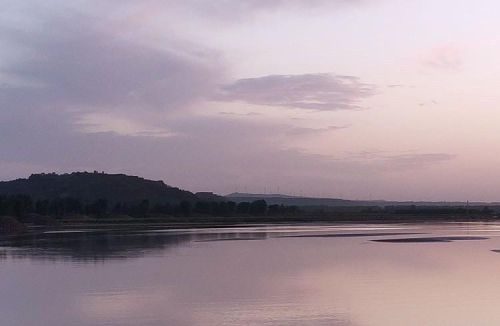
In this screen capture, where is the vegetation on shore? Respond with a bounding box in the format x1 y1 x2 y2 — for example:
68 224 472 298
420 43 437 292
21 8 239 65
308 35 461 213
0 193 300 220
0 172 498 236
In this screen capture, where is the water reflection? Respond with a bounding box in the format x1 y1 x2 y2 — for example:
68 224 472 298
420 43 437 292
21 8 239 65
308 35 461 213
277 232 422 238
373 236 489 243
0 228 274 262
0 230 194 262
0 224 422 262
3 223 500 325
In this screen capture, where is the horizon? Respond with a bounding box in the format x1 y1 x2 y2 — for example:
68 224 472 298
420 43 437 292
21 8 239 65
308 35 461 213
3 1 500 201
2 170 499 204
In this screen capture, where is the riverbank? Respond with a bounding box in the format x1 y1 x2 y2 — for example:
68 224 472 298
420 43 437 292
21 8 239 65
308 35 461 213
2 212 499 240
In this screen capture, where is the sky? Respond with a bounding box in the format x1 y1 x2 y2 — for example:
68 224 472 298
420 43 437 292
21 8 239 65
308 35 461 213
2 0 500 201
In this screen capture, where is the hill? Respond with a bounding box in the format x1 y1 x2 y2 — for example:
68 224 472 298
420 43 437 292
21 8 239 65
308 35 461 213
226 192 356 206
0 172 197 205
225 192 498 208
0 174 498 222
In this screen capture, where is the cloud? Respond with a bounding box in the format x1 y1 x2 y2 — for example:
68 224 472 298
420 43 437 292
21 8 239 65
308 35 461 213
216 73 375 111
421 44 463 72
286 125 348 136
117 0 362 23
218 111 261 117
0 5 226 139
0 0 455 200
344 151 455 171
0 11 222 117
75 113 174 137
418 100 438 107
189 0 360 17
0 107 453 195
382 153 455 169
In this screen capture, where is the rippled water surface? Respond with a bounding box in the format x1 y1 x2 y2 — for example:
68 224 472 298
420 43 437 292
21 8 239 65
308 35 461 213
2 222 500 325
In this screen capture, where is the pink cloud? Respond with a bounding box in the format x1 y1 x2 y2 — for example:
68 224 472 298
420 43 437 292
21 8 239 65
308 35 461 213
421 44 464 72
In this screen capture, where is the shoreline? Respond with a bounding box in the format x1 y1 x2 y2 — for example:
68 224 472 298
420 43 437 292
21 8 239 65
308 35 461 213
2 213 500 241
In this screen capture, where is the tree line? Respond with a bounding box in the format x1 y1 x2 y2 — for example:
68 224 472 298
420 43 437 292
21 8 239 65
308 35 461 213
0 194 301 219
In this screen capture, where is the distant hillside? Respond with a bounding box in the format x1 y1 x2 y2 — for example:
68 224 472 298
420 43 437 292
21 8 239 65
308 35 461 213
226 193 497 208
0 172 197 205
227 193 299 199
226 193 358 206
1 173 497 211
195 192 225 201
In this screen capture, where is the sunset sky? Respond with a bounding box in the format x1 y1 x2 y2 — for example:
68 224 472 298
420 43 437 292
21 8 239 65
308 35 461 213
2 0 500 201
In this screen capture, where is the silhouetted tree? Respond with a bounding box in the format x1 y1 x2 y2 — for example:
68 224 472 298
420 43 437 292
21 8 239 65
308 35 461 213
236 202 250 214
267 204 281 216
249 200 267 216
86 198 108 217
194 201 211 214
179 201 191 216
138 199 150 217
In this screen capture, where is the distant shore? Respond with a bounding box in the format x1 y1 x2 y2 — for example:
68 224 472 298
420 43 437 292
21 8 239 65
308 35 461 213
2 213 499 239
2 172 499 240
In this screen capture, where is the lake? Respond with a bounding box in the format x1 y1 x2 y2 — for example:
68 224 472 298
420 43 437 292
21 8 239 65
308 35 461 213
2 222 500 325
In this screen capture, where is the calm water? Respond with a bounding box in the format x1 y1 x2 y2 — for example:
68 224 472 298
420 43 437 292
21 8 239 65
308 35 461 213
2 223 500 325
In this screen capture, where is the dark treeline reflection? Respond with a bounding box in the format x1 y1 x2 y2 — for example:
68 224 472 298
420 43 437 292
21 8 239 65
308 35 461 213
0 229 270 262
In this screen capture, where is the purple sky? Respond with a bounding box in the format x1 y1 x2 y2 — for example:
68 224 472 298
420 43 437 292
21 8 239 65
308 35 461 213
2 0 500 201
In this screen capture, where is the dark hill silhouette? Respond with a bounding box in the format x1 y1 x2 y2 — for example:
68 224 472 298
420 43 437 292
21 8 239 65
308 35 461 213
0 172 197 205
195 192 225 202
0 173 497 222
226 192 360 207
226 192 499 208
